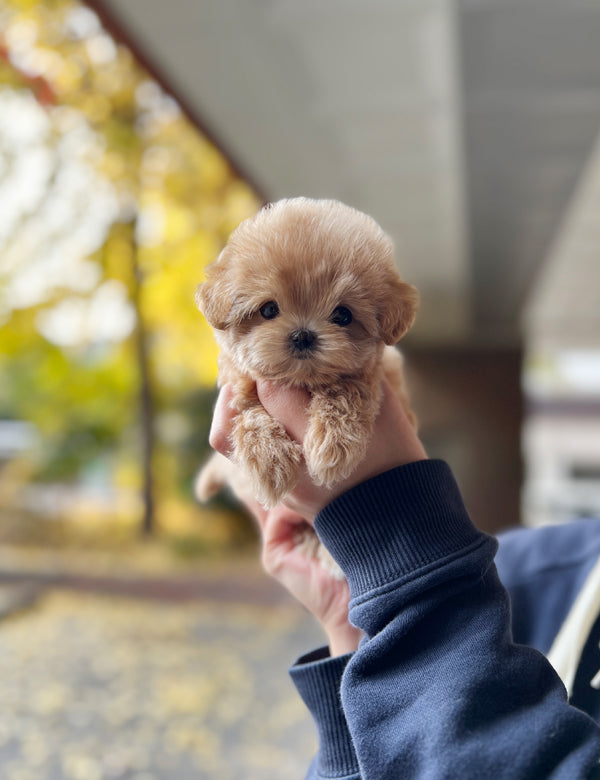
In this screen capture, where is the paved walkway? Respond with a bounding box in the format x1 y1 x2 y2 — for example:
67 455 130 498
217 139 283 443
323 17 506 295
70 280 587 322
0 556 324 780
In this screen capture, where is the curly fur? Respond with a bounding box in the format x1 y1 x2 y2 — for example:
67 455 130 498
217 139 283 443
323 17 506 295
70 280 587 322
194 198 418 575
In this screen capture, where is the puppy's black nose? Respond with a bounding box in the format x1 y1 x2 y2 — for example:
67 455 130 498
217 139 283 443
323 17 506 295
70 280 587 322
290 329 317 353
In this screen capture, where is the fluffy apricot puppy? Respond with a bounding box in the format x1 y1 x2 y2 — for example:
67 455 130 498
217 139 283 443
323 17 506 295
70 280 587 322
196 197 418 509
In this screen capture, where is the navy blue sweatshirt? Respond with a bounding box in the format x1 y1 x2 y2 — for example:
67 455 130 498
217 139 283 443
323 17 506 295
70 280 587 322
290 460 600 779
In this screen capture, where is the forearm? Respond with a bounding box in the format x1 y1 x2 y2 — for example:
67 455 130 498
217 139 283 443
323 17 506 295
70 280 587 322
290 648 359 780
314 461 600 779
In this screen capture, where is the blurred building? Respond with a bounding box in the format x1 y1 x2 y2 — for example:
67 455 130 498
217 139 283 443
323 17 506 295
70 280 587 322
87 0 600 533
523 403 600 528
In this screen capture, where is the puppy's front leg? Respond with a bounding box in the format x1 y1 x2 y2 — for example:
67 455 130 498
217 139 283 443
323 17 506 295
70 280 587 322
304 380 381 487
232 388 303 508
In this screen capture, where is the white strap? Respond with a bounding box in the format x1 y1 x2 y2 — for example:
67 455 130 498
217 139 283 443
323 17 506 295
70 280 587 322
546 555 600 696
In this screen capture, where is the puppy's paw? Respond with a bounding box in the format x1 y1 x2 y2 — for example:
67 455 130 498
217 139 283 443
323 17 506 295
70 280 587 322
304 387 375 487
304 425 367 487
233 407 303 507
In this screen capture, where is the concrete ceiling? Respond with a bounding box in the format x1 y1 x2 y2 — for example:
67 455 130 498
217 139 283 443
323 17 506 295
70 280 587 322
93 0 600 350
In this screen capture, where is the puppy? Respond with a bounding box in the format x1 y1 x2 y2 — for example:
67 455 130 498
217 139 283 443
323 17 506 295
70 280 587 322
195 197 418 516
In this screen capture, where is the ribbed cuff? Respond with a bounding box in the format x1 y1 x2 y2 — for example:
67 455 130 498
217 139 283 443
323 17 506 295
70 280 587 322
290 648 358 777
315 460 484 601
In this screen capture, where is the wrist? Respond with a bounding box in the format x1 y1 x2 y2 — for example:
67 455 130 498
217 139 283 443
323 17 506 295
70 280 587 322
315 460 483 605
325 621 362 657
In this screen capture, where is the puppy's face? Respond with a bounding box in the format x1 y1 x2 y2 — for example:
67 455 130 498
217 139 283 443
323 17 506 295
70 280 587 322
211 271 390 386
197 198 418 387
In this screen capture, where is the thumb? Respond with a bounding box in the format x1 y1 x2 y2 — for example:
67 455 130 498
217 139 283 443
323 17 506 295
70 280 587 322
256 380 310 443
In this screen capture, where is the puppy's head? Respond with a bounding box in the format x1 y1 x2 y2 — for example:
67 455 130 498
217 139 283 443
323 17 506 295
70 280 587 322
196 198 418 387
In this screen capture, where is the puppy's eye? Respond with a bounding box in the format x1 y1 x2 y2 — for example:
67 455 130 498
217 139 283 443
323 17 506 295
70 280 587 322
259 301 279 320
330 306 353 327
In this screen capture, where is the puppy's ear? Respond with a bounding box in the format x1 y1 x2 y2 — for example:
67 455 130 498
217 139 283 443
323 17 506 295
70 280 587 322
195 260 232 330
379 278 419 345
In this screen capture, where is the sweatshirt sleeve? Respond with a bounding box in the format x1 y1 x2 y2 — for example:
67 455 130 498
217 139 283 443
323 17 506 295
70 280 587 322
289 648 359 779
313 460 600 780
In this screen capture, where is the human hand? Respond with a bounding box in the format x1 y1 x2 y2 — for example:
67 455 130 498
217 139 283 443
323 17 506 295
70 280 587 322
209 385 361 655
252 499 363 656
208 379 426 654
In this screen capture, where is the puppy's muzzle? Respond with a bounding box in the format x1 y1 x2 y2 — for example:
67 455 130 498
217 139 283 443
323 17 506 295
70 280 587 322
289 329 318 357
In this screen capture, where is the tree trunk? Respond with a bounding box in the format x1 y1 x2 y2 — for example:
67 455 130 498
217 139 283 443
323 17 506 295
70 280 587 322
130 222 155 535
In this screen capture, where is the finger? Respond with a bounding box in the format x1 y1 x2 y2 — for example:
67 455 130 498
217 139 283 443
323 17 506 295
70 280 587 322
208 384 236 457
261 504 307 543
256 380 310 442
260 505 309 575
372 380 427 464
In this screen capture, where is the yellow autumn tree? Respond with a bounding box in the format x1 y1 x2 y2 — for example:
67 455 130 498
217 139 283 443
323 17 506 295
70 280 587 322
0 0 259 538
